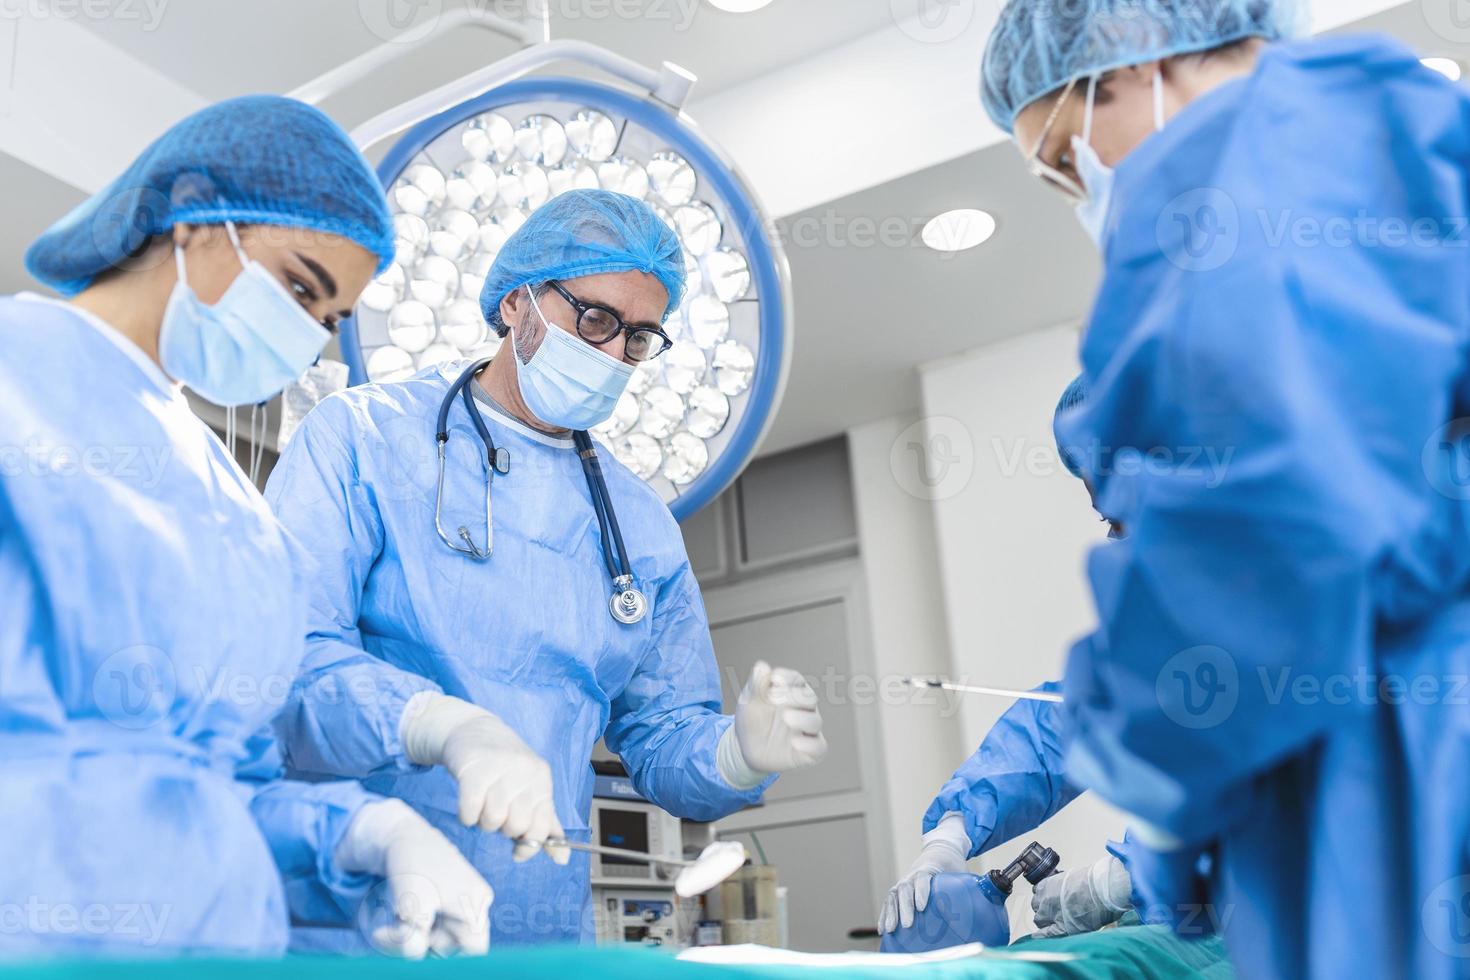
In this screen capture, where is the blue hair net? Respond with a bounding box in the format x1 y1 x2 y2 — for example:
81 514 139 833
981 0 1306 133
26 95 394 296
480 189 686 334
1054 374 1088 479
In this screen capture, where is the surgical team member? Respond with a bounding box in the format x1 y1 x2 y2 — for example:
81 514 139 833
880 378 1134 940
984 2 1470 977
1 95 493 958
265 189 828 947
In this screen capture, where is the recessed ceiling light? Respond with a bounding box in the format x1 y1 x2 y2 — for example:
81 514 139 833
922 209 997 252
706 0 776 11
1423 57 1463 82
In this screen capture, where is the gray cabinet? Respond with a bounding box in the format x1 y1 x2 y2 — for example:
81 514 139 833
711 599 861 802
703 560 888 953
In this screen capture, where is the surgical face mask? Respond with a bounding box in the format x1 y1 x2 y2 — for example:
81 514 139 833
159 222 329 407
513 285 635 431
1071 71 1166 249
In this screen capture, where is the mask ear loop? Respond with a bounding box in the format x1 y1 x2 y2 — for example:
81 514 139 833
174 236 188 284
526 282 551 329
1081 74 1099 147
1153 69 1166 131
223 220 250 269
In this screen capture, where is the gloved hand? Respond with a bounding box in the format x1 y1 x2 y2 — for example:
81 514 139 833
1031 853 1133 938
717 661 827 789
336 798 494 958
1111 825 1215 933
401 693 569 863
878 812 972 934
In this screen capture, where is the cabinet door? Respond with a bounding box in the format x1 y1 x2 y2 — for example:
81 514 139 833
710 590 877 950
711 599 861 802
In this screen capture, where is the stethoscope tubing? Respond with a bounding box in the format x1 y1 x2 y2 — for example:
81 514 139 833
434 359 641 620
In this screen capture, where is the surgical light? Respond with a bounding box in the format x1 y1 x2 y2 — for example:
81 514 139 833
705 0 776 11
341 72 791 521
922 209 998 253
1422 57 1463 82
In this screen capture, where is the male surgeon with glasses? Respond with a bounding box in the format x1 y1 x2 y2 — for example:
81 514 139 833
264 189 827 950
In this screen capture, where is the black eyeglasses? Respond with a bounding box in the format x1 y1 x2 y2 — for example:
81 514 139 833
545 281 674 363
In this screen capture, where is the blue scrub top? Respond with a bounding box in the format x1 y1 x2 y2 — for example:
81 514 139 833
1055 35 1470 980
0 294 377 957
265 361 769 947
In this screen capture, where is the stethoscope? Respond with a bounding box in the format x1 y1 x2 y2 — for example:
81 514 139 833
434 358 648 626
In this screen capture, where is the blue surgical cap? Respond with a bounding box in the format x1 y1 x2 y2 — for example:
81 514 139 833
1054 374 1088 479
981 0 1306 133
480 189 686 334
26 95 394 296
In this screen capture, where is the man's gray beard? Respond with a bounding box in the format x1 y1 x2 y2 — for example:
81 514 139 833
512 312 539 364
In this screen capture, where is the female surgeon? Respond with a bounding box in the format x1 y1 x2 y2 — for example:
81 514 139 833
982 2 1470 978
1 95 492 958
880 378 1137 941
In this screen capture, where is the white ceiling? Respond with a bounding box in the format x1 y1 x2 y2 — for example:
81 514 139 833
1 0 1451 455
76 0 901 121
773 140 1101 451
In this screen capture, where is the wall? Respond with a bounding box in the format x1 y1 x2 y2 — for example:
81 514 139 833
845 414 969 883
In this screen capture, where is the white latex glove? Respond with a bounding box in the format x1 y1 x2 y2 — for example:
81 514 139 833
336 799 494 958
400 693 569 863
1031 854 1133 938
878 812 972 934
717 661 827 789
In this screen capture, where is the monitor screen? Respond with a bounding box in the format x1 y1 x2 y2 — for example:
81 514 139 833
599 807 651 866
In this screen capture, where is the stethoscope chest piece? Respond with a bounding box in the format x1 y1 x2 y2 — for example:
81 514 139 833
610 576 648 625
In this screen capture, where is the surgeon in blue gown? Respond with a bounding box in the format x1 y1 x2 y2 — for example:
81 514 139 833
879 377 1137 940
2 95 494 958
265 188 828 948
982 2 1470 977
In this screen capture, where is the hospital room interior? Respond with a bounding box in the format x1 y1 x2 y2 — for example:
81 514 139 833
4 1 1469 977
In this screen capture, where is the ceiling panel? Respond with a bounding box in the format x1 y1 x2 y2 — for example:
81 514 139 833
764 139 1102 453
75 0 901 113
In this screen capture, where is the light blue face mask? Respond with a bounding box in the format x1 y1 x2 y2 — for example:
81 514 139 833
159 221 330 407
1071 71 1166 249
514 285 634 430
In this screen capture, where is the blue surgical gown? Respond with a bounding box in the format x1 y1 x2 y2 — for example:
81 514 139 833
1054 35 1470 980
263 363 770 947
922 684 1082 856
0 294 378 956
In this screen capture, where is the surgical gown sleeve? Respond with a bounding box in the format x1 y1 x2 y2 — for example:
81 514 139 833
237 730 379 926
922 683 1081 856
603 566 772 821
264 398 441 778
1057 69 1470 843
